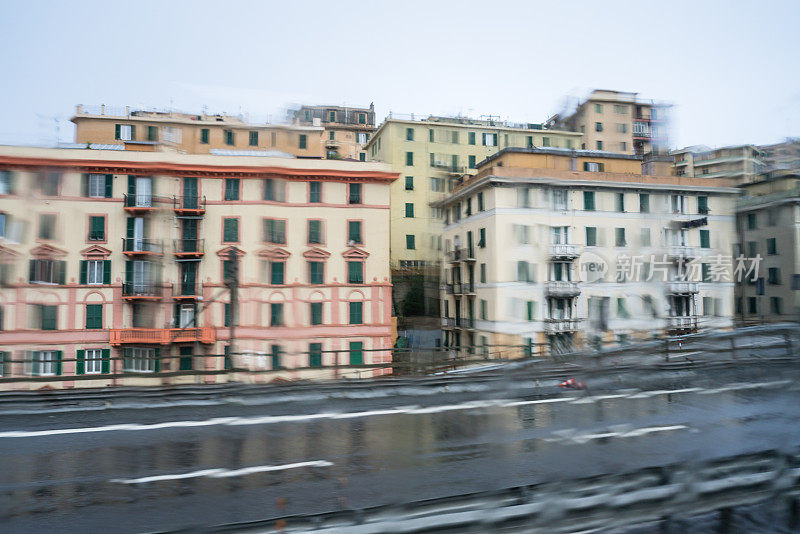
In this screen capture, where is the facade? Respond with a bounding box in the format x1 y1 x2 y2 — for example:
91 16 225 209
290 104 376 161
435 148 739 356
547 89 670 156
72 105 325 158
759 138 800 177
365 115 582 270
672 145 766 184
735 174 800 323
0 146 396 389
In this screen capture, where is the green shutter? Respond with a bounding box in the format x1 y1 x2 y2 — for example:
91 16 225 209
29 259 35 282
81 173 89 197
350 301 363 324
700 230 710 248
115 124 121 139
101 348 110 374
309 343 322 367
57 261 66 284
349 342 363 365
103 260 111 284
127 175 135 196
153 348 160 372
311 302 322 325
125 260 133 284
104 174 113 198
55 351 62 376
129 125 136 141
79 260 87 284
76 349 85 375
86 304 102 329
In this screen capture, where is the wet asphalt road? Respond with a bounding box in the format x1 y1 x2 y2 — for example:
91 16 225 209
2 361 800 533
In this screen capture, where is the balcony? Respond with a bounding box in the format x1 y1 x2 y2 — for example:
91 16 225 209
545 281 581 297
543 318 582 334
173 196 206 216
460 317 476 330
443 284 454 295
173 238 205 258
666 281 699 294
666 246 698 261
123 194 158 213
548 244 580 259
325 139 341 149
442 317 455 329
123 238 164 256
122 282 163 300
174 282 202 300
458 282 476 296
110 327 216 346
667 315 698 332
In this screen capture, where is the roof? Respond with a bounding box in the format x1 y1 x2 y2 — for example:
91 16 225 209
478 146 643 168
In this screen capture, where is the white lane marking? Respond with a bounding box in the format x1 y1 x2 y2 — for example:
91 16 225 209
112 460 333 484
1 381 789 439
545 424 689 444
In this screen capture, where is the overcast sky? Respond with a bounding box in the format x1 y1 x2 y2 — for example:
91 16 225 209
1 1 798 149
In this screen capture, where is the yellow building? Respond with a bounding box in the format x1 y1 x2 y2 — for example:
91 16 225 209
672 145 766 184
547 89 670 155
291 104 376 161
364 115 583 270
0 145 397 389
435 147 739 356
72 105 326 158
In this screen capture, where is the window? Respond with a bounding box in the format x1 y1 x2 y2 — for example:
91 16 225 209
615 228 626 247
771 297 783 315
85 173 112 198
79 349 107 375
748 297 757 314
768 267 781 285
403 150 416 167
595 122 603 132
620 142 627 152
468 155 476 169
249 131 258 146
542 137 550 147
299 134 307 149
39 213 56 239
700 229 710 249
224 130 234 146
200 128 209 144
309 181 322 203
270 303 284 326
309 343 322 367
264 178 286 201
478 192 484 211
309 261 324 284
31 350 60 376
748 241 758 257
551 189 568 210
551 226 568 244
406 128 414 141
348 261 364 284
583 162 604 172
86 304 103 329
617 123 628 133
359 153 366 161
308 220 323 244
595 104 602 113
115 124 134 141
406 234 415 249
482 133 497 146
348 220 362 244
37 304 57 330
310 302 323 325
616 193 625 212
671 195 687 214
747 213 757 229
480 300 487 320
0 171 11 195
86 215 105 241
223 218 239 242
264 219 286 244
768 209 777 226
701 263 711 282
349 341 363 365
516 261 533 282
124 347 157 373
329 131 335 141
428 129 435 142
526 301 536 321
586 227 597 246
596 141 603 150
224 302 232 326
617 298 630 318
583 191 596 210
270 261 284 285
349 301 363 324
82 259 109 285
767 238 777 255
224 178 239 201
30 259 65 284
405 203 414 218
451 130 459 144
480 263 486 283
639 193 650 213
478 228 486 248
349 183 362 204
468 132 476 145
431 177 445 192
640 227 651 247
698 196 709 214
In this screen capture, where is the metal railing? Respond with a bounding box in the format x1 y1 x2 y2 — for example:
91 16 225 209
545 281 580 296
543 318 582 333
173 238 205 255
666 281 699 294
121 282 163 297
122 193 160 209
173 195 207 212
122 238 163 254
174 282 202 297
548 244 580 258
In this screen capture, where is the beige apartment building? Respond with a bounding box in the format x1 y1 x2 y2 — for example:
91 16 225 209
0 146 396 389
735 173 800 323
435 148 739 356
547 89 670 155
760 138 800 177
291 104 376 161
72 105 325 158
364 115 582 270
672 145 766 184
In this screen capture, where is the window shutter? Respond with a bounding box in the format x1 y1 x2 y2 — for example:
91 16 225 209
58 261 66 284
76 349 85 375
101 348 110 374
130 125 136 141
103 260 111 284
104 175 113 198
125 260 133 284
81 173 89 197
127 175 136 196
29 259 36 282
55 351 62 376
153 348 160 372
115 124 121 140
79 260 87 284
126 217 134 239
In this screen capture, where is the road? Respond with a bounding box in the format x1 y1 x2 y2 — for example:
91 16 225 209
2 359 800 533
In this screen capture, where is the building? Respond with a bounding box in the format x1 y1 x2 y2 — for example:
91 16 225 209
759 138 800 177
671 145 766 184
72 105 325 158
735 173 800 323
547 89 670 156
290 104 376 161
435 147 739 356
0 146 396 389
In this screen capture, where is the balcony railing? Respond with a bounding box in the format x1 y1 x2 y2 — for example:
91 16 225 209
173 195 206 214
543 318 582 334
110 327 216 346
548 244 580 258
448 248 475 263
545 281 581 297
123 194 159 210
460 317 475 329
666 246 698 260
666 281 699 294
442 317 455 329
174 282 202 298
458 282 476 295
173 238 205 256
122 238 164 255
122 282 163 298
667 315 698 331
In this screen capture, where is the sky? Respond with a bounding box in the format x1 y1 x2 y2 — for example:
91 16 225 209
1 0 799 149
